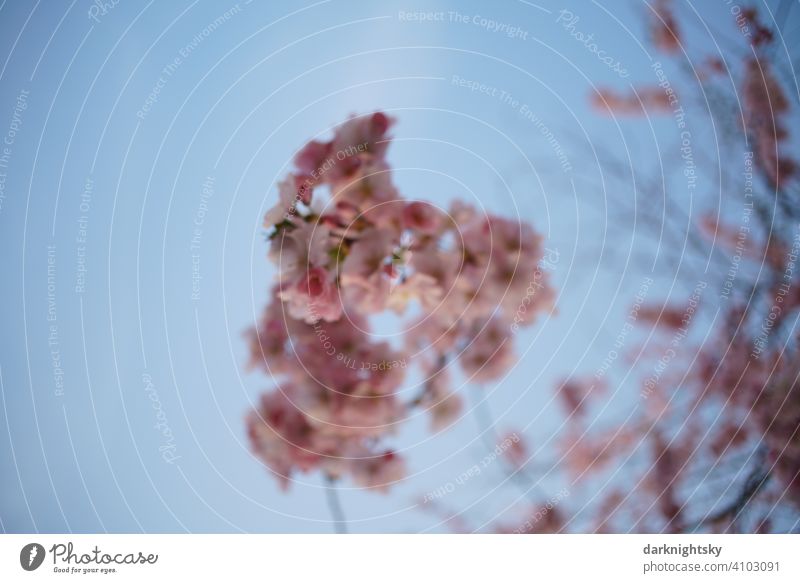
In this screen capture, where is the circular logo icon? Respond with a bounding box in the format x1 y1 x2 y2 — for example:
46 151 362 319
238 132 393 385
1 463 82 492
20 543 45 571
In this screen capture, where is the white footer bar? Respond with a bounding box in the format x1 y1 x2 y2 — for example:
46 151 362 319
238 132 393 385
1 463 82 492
1 534 797 582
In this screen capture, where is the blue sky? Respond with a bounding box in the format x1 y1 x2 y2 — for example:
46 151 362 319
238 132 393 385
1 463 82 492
1 0 797 533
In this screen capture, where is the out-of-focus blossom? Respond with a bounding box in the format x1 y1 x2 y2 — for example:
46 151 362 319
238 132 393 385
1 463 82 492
350 450 406 492
386 272 443 314
651 432 684 530
331 112 393 164
269 220 332 277
740 8 774 48
460 318 516 382
280 266 342 324
591 87 672 115
403 201 442 235
341 228 394 279
264 177 307 228
501 431 528 469
246 386 325 490
294 140 333 176
415 356 462 432
558 378 602 417
247 112 553 494
754 359 800 506
560 427 634 478
637 304 688 330
742 57 796 187
332 161 399 215
495 504 565 534
650 0 681 53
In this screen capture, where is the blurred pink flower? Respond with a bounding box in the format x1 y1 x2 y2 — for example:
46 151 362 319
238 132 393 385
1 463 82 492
403 201 441 234
351 451 406 492
247 112 553 495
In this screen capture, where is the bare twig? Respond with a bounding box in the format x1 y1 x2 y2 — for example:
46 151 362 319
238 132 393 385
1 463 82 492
324 474 349 534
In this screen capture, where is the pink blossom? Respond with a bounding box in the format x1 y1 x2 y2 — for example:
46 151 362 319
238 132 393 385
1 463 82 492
459 318 516 382
264 177 305 227
409 243 458 292
405 313 461 356
649 0 681 54
340 272 391 314
500 432 528 469
269 220 332 277
420 365 462 431
403 201 441 234
246 386 324 490
448 200 480 225
341 229 394 278
280 266 343 323
331 161 399 214
386 273 443 314
331 112 394 163
294 140 333 176
558 378 603 417
350 450 406 492
591 87 672 115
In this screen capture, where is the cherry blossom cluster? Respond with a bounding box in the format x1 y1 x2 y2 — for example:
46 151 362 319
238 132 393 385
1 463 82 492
245 112 554 491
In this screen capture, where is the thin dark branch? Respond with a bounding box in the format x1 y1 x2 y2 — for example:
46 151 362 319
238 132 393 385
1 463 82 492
680 449 770 532
324 474 349 534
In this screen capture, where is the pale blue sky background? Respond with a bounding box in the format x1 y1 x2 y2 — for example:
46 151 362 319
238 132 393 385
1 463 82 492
1 0 797 533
